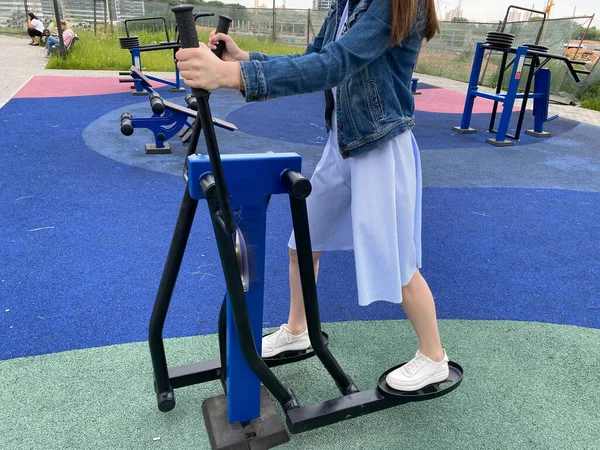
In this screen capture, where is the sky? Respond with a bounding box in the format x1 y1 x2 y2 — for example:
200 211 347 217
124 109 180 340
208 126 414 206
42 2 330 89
238 0 598 25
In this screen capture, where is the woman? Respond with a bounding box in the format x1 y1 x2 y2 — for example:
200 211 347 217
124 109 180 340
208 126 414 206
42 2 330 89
27 12 45 46
177 0 452 392
45 20 75 57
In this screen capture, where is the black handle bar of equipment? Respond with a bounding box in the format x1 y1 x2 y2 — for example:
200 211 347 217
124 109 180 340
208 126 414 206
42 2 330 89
172 5 234 236
502 5 547 45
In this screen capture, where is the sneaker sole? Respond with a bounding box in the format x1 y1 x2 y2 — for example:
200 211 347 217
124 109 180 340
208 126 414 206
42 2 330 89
385 368 450 392
262 342 311 359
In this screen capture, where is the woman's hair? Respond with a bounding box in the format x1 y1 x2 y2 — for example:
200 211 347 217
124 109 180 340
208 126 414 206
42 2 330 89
390 0 439 44
27 12 38 20
60 20 67 26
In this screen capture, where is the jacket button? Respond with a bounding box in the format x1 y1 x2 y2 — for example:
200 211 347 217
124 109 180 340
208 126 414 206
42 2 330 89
337 121 343 130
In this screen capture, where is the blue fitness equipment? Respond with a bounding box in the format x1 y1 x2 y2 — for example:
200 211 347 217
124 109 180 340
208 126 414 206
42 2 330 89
119 17 186 96
452 5 590 147
411 77 421 95
119 66 236 154
149 5 463 450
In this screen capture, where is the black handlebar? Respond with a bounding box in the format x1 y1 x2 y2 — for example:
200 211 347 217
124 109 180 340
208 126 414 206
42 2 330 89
502 5 547 45
125 17 171 42
172 4 235 235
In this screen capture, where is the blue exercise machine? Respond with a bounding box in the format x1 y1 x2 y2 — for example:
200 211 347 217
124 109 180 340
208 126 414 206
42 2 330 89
119 66 236 154
118 17 185 95
452 5 590 147
148 5 463 450
119 13 216 96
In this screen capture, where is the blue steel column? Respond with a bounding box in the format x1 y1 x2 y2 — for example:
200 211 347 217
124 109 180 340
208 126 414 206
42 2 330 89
225 199 265 422
526 68 552 137
486 45 529 146
131 47 146 95
452 41 485 134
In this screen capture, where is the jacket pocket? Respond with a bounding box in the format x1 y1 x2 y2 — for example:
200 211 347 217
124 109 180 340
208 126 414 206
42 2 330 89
365 78 385 122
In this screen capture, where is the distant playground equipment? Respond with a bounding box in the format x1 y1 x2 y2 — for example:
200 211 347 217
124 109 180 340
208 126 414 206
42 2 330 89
452 5 591 147
119 66 237 154
411 77 421 95
118 16 185 95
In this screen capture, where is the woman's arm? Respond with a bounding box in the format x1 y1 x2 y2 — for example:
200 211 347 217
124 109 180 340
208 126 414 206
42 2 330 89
241 0 395 101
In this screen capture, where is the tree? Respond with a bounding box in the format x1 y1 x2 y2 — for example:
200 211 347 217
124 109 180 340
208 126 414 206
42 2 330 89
451 17 469 23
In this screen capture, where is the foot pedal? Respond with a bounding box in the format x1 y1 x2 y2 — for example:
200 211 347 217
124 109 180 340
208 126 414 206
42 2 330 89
262 331 329 367
181 127 194 144
203 386 290 450
377 361 463 399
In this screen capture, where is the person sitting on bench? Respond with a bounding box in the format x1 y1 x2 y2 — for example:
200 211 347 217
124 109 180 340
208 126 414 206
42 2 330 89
45 20 75 57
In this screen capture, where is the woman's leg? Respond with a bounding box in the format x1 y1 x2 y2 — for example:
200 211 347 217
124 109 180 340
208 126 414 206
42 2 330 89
27 28 36 43
286 248 322 334
400 269 444 361
46 36 59 55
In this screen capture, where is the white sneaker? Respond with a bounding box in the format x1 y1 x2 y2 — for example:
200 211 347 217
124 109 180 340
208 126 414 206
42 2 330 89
261 324 310 358
386 350 450 391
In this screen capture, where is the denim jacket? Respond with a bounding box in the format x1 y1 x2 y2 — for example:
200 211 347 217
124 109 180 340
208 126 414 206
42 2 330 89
240 0 426 158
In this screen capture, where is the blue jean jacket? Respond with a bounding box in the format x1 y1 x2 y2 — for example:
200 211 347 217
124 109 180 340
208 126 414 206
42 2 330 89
240 0 425 158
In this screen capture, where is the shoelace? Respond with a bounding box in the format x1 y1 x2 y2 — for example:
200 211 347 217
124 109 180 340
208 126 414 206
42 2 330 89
265 325 293 349
403 353 428 374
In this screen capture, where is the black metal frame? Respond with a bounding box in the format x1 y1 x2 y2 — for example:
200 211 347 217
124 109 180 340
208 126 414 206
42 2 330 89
148 4 463 441
501 6 547 45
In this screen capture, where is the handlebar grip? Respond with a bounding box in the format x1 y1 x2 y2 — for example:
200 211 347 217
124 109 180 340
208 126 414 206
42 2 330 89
120 112 134 136
184 94 199 111
172 5 199 49
213 15 232 59
149 92 165 115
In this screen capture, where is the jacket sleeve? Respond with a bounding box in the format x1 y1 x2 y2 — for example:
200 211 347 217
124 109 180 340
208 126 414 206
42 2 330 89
240 0 394 102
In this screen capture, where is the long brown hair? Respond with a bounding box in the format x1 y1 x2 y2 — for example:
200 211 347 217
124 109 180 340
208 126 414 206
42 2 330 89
390 0 439 44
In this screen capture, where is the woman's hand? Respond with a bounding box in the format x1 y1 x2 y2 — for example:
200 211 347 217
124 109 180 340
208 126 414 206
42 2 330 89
208 32 249 62
176 44 240 91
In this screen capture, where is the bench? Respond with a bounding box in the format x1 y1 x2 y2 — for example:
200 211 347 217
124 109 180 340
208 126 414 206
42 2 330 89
49 35 79 55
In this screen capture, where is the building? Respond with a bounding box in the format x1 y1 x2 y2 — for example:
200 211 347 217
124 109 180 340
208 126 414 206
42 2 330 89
313 0 331 10
507 10 522 22
444 7 463 21
0 0 145 28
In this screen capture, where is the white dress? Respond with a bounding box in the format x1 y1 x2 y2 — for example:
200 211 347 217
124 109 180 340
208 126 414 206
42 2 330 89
288 2 422 306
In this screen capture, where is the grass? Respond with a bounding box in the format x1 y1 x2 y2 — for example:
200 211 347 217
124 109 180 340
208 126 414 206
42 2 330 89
45 29 305 71
581 81 600 111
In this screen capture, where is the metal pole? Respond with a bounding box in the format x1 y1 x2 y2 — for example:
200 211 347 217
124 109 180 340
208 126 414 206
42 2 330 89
104 0 108 33
52 0 65 59
23 0 29 21
306 8 310 46
93 0 97 35
272 0 276 41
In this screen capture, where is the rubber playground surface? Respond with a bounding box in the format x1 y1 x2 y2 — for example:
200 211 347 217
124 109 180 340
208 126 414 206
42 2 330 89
1 75 599 450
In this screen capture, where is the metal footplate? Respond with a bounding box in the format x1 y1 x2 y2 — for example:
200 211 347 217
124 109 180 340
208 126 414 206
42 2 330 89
285 361 463 435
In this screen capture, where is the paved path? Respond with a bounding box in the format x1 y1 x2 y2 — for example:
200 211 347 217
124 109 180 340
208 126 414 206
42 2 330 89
1 34 599 127
0 34 47 108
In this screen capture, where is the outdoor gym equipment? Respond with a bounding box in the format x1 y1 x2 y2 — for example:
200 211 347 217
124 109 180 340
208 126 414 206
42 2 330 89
452 5 590 146
119 66 237 154
148 5 463 449
119 14 215 95
119 16 185 95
